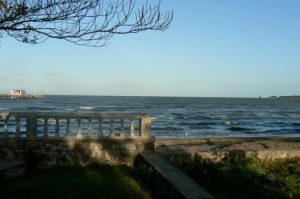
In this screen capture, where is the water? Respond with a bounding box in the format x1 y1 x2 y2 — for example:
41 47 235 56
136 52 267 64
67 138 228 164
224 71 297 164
1 95 300 138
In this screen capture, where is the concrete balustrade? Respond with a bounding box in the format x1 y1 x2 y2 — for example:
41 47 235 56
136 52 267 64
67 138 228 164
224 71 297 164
0 112 152 139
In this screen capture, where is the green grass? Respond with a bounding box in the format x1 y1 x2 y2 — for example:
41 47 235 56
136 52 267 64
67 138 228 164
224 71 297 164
178 157 300 199
0 165 151 199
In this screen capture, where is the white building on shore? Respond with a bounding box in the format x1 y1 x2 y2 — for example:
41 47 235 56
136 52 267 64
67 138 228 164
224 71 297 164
11 89 26 96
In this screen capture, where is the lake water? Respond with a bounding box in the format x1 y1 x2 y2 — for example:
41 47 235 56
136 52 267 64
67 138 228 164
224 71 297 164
1 95 300 138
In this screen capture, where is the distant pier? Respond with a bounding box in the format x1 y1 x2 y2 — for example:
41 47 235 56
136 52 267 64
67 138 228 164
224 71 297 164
0 94 44 100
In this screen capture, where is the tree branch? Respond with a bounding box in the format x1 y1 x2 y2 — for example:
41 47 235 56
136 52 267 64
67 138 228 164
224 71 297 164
0 0 173 46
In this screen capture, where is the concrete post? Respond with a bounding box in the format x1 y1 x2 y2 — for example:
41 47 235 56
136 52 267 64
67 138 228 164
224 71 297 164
140 116 151 138
66 118 71 137
55 118 60 137
44 118 49 138
76 118 82 139
99 119 103 137
120 119 125 138
130 120 135 137
88 119 93 138
0 112 9 138
15 117 20 138
3 117 9 138
26 117 37 138
109 120 115 137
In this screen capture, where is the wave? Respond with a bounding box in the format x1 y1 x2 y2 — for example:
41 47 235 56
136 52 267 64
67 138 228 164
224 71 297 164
178 121 217 126
173 113 218 120
224 121 240 125
151 116 159 120
153 115 175 120
189 126 212 130
80 106 96 110
152 126 183 132
191 115 216 120
241 131 259 135
226 127 253 132
260 128 300 135
24 106 56 111
65 108 75 111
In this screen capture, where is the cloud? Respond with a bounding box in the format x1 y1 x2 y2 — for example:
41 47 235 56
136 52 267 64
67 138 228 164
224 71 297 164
44 70 63 78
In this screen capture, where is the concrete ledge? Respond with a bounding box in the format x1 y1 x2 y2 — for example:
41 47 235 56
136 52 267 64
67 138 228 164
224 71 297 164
156 137 300 162
246 149 300 159
0 161 25 172
135 153 213 199
155 137 300 147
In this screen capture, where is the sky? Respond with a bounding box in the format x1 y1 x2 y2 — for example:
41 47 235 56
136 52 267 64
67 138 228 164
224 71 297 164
1 0 300 97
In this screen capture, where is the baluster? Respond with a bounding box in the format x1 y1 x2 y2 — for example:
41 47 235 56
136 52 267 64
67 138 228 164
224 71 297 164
26 117 37 138
130 120 135 137
66 118 71 137
76 118 82 138
88 119 93 138
55 118 59 137
120 119 125 137
140 116 151 138
44 118 48 138
109 119 115 137
3 116 9 138
16 117 20 138
98 119 103 137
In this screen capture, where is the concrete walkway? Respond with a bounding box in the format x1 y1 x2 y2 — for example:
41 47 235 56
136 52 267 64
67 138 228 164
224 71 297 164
141 153 213 199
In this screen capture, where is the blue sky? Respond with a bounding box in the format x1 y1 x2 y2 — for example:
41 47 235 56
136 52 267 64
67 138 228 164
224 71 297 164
1 0 300 97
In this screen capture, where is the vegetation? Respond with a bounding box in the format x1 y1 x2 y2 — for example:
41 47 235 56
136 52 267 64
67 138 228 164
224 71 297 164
179 157 300 199
0 165 151 199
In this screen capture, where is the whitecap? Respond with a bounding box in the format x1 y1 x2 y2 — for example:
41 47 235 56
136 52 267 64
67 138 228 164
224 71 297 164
151 116 159 120
80 106 95 110
224 121 239 125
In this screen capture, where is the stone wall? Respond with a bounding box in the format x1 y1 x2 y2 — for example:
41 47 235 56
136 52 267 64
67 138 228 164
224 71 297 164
0 138 154 168
156 138 300 166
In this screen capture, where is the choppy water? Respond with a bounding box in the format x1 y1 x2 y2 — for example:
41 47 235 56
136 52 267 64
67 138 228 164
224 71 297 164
1 95 300 138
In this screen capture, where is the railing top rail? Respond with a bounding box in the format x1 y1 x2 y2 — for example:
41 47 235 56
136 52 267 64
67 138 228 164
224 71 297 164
0 112 150 120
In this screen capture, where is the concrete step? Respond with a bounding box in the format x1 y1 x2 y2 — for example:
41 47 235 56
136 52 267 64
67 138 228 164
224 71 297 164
138 153 213 199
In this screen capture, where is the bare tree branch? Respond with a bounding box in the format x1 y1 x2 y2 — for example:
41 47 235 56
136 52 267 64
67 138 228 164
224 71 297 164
0 0 173 46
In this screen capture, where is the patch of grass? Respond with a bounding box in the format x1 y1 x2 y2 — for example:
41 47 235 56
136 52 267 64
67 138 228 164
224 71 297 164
178 157 300 199
0 165 151 199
